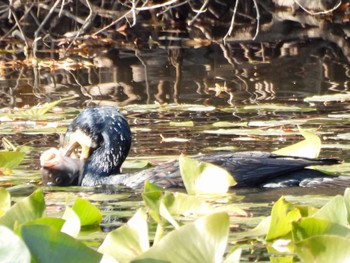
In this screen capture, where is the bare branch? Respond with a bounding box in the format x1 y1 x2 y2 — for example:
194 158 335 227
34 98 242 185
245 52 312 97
223 0 239 44
252 0 260 40
294 0 341 15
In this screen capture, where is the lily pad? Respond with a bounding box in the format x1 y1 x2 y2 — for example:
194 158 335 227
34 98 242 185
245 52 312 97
134 212 229 263
266 197 301 241
0 189 45 230
0 152 25 169
98 209 149 263
0 225 30 263
72 197 102 227
304 93 350 102
21 224 102 263
273 126 321 158
179 155 236 194
292 217 350 243
295 235 350 263
0 188 11 216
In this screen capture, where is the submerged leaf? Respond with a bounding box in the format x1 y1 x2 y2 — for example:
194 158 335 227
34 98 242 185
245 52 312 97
19 97 75 119
179 155 236 194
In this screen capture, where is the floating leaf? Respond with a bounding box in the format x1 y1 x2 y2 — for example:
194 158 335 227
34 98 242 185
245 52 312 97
142 182 163 224
62 206 81 238
135 212 229 263
344 188 350 223
304 93 350 102
167 192 212 216
292 218 350 243
311 195 347 225
72 197 102 227
24 217 65 231
160 134 190 142
266 197 301 241
0 151 25 169
223 247 242 263
243 104 307 112
169 121 194 127
0 189 45 230
0 226 30 263
122 160 153 169
98 209 149 263
212 121 248 128
295 235 350 263
231 216 271 240
273 126 321 158
21 224 102 263
179 155 236 194
0 188 11 216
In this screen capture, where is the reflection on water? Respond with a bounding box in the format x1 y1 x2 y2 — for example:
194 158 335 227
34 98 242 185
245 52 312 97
1 40 349 108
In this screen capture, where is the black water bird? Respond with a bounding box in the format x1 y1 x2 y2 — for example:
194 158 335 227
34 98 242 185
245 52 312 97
41 106 342 188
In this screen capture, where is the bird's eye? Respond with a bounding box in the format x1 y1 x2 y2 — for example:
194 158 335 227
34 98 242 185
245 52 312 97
55 177 62 184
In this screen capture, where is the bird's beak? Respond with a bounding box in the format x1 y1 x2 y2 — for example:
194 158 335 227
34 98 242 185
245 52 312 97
64 129 94 161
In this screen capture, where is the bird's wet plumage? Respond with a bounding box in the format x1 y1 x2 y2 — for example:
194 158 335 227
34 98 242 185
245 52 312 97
41 106 341 188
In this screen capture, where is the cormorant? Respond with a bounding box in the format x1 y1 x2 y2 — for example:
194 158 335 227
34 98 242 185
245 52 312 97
40 106 341 188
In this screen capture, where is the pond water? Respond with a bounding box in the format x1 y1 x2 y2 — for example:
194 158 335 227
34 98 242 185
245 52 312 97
1 38 350 259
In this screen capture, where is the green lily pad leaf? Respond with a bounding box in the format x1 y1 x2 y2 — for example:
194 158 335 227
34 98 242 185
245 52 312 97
160 134 190 142
292 217 350 243
179 155 236 195
62 206 81 238
266 197 301 241
142 183 163 224
295 235 350 263
169 121 194 127
122 160 153 169
0 189 45 230
159 198 180 229
98 209 149 263
0 151 25 169
212 121 248 128
134 212 229 263
343 188 350 223
273 126 321 158
72 197 102 227
167 192 212 216
0 188 11 216
21 224 102 263
223 247 242 263
243 104 305 112
311 195 347 225
232 216 271 240
304 93 350 102
24 217 65 231
0 225 30 263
